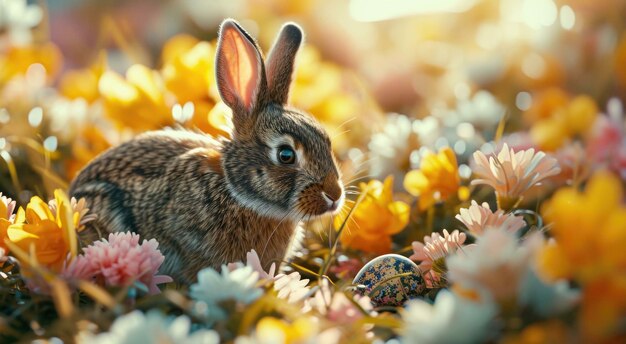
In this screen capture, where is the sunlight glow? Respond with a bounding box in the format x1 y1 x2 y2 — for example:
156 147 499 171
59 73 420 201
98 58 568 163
350 0 477 22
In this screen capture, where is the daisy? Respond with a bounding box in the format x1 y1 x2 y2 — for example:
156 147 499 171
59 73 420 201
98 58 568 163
471 143 560 210
410 229 467 274
80 310 219 344
455 200 526 236
190 265 263 321
400 290 496 344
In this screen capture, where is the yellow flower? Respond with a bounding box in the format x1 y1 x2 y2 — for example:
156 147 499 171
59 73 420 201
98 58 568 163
160 35 230 137
161 34 217 103
5 190 78 273
529 94 598 151
404 147 460 211
539 171 626 283
99 64 172 131
59 52 107 103
0 43 63 84
336 176 410 254
539 171 626 340
255 317 317 343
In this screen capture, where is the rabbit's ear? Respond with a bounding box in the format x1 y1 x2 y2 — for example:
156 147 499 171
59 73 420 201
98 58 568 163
216 19 267 121
265 23 303 105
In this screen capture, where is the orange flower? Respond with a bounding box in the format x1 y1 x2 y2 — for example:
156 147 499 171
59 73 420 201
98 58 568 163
404 147 460 211
336 176 410 254
539 171 626 340
5 190 79 273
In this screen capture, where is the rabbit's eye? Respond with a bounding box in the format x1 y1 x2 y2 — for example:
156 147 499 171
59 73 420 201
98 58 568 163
277 146 296 164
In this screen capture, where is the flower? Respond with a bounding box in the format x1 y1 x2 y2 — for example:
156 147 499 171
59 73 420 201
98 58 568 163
404 147 461 210
48 195 96 231
400 290 496 344
538 171 626 339
410 229 467 275
190 265 263 321
529 94 599 151
160 35 230 137
367 113 422 179
98 64 172 131
231 249 277 281
586 111 626 179
59 53 107 103
455 200 526 236
274 272 310 304
0 0 43 45
308 279 374 323
0 192 16 253
235 316 327 344
437 90 505 129
335 176 410 254
448 230 533 304
81 310 219 344
471 143 560 210
63 232 172 294
0 43 63 84
5 190 79 272
228 249 309 303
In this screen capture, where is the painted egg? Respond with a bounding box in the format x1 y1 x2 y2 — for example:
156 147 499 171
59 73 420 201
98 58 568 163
353 254 425 307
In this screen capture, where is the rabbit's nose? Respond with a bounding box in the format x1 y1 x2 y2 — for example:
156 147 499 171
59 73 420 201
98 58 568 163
322 191 341 211
322 174 343 202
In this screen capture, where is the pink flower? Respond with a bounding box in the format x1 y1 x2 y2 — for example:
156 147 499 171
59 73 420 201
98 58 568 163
63 232 172 294
471 143 560 209
587 114 626 179
0 193 16 221
410 229 467 274
455 200 526 236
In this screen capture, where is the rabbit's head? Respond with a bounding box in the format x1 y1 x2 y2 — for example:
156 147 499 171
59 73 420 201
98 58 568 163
217 19 344 221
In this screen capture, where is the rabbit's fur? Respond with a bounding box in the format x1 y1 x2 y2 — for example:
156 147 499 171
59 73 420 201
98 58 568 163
69 20 344 284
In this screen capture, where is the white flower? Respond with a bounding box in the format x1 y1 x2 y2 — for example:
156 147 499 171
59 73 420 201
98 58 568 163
439 90 505 128
455 200 526 236
0 0 43 45
448 230 579 315
400 290 496 344
274 272 310 303
81 310 219 344
306 279 374 322
228 249 311 304
447 230 530 302
190 265 263 320
471 143 560 202
368 113 423 178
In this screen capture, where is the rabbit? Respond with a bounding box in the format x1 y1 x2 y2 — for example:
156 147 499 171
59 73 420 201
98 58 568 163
69 19 345 285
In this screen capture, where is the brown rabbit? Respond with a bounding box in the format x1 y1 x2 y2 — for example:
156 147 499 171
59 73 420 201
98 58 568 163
69 19 344 284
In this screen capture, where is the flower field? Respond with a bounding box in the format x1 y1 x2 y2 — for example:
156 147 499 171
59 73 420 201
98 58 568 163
1 0 626 343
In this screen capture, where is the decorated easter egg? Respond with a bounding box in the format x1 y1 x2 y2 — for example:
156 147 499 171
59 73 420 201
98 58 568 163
353 254 425 307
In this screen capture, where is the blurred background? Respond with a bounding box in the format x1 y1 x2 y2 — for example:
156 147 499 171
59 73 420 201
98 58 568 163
1 0 625 204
